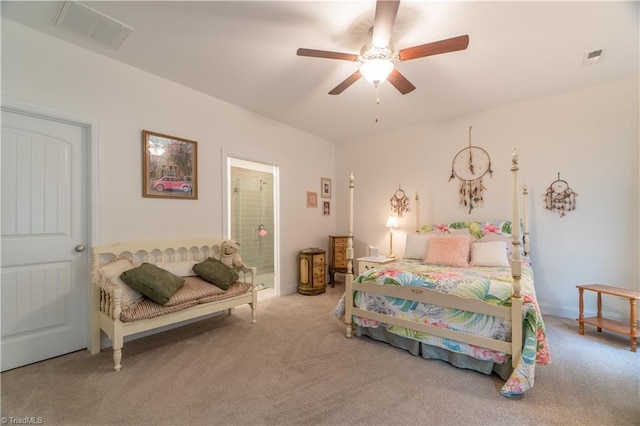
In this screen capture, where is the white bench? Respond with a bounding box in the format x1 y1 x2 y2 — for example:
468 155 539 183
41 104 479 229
88 239 257 370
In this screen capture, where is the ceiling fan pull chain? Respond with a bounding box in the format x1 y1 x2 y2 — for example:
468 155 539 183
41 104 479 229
375 86 380 123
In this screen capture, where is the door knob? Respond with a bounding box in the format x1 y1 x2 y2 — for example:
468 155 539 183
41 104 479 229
74 244 86 252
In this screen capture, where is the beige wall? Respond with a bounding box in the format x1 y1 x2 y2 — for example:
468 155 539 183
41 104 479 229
336 77 639 321
3 18 638 318
1 19 336 295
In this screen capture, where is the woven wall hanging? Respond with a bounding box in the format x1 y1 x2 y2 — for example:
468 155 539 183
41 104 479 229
544 173 578 217
390 185 410 218
448 126 493 214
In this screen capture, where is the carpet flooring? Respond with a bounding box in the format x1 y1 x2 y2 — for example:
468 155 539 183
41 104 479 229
1 284 639 425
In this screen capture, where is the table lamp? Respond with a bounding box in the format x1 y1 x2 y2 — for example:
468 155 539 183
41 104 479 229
385 216 399 257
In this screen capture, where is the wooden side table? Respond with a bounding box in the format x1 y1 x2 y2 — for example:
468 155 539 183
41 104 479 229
577 284 640 352
356 256 397 276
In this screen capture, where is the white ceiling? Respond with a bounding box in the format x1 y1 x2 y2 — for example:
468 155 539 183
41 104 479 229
2 1 638 143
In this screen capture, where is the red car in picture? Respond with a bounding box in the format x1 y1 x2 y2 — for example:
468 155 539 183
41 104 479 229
152 176 191 193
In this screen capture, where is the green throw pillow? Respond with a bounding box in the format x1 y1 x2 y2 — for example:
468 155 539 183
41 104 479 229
193 257 239 290
120 263 185 305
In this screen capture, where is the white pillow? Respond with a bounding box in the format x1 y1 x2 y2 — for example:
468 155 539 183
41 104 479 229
97 258 143 309
404 233 434 260
480 232 513 257
155 260 198 277
470 241 510 267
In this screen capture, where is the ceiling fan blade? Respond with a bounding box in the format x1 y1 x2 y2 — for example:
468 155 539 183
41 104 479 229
371 0 400 48
297 48 358 62
328 71 362 95
398 35 470 61
386 68 416 95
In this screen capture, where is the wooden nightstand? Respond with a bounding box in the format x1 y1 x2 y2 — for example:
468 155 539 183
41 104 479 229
298 248 326 295
357 256 397 276
328 235 353 286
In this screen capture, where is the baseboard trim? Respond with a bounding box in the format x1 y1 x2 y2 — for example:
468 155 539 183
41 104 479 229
539 303 631 323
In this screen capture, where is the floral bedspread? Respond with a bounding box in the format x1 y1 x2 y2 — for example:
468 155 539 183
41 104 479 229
334 260 550 397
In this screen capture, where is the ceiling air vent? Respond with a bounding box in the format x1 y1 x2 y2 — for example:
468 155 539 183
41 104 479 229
55 1 133 49
581 49 604 67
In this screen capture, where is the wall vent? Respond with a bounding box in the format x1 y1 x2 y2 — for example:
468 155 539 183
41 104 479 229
55 1 133 49
581 49 604 66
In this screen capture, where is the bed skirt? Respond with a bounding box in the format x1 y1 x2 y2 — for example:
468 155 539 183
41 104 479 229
355 326 513 381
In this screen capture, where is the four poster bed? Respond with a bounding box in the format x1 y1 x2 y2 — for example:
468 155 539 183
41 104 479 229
335 150 550 397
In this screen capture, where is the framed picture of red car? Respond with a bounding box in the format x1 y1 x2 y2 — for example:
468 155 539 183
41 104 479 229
142 130 197 200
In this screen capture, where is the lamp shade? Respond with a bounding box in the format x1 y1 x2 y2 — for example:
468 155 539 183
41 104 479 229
360 58 394 86
385 216 399 229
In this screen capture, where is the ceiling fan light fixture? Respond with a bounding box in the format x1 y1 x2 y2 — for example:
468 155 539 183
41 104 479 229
360 58 394 86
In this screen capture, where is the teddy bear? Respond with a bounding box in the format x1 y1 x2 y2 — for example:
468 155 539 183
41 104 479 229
214 239 245 271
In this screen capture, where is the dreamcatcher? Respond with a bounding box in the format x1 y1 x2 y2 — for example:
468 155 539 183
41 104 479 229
544 173 578 217
448 126 493 214
390 185 410 218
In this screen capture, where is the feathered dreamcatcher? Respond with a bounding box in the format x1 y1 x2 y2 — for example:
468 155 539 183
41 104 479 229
390 185 410 217
544 173 578 217
448 126 493 214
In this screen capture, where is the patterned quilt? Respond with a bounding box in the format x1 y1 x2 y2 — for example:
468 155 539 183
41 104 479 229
334 260 550 397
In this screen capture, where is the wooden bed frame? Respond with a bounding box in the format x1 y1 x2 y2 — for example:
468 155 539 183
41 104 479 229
88 239 257 371
344 149 530 368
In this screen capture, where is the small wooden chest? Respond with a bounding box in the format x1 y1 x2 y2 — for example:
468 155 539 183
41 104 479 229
298 248 326 295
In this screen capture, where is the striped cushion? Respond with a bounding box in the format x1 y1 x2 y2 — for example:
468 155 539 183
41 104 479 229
119 276 250 322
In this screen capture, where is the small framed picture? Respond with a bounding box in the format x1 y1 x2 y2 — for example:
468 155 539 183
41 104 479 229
321 177 332 199
142 130 197 200
323 201 330 216
307 191 318 208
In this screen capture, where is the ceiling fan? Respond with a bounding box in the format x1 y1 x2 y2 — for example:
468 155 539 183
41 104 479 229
297 0 469 95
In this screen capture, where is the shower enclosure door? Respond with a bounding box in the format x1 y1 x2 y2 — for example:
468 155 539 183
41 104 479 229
229 164 276 291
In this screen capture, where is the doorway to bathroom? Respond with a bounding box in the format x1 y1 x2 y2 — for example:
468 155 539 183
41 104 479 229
227 158 279 297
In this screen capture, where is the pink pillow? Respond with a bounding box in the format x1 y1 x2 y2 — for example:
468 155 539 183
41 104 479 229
424 235 472 267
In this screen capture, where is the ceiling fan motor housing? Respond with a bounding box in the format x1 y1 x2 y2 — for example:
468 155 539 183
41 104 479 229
360 43 395 62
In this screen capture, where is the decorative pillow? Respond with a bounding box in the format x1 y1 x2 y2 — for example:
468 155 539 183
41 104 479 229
479 232 513 257
478 221 525 255
120 263 185 305
95 257 143 309
404 233 434 260
423 235 472 267
422 222 478 237
193 257 239 290
155 260 198 277
470 241 510 267
479 221 514 237
421 220 524 252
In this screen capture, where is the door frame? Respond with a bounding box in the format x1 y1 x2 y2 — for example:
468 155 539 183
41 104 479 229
1 97 102 348
221 148 280 296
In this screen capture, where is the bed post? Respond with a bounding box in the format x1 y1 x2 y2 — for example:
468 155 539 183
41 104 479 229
345 173 355 338
510 149 523 367
510 149 523 298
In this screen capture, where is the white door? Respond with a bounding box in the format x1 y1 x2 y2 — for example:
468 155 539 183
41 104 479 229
1 108 88 371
